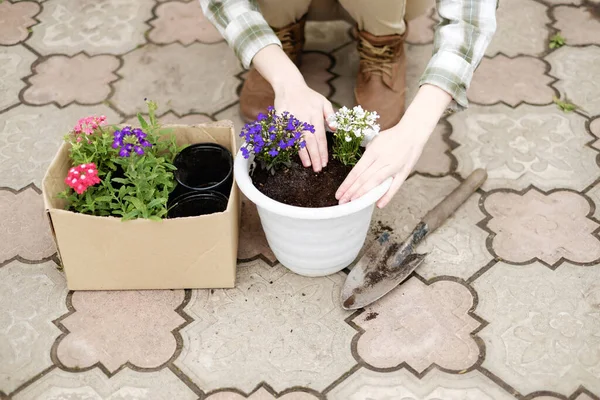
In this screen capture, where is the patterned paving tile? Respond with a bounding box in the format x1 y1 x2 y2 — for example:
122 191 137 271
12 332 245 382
0 1 39 45
486 0 550 57
28 0 153 55
448 104 597 191
328 368 514 399
238 195 277 263
468 55 555 106
484 189 600 265
0 260 68 394
13 368 197 400
0 187 55 264
56 290 186 373
112 43 242 116
0 46 37 112
301 52 334 99
0 104 120 190
553 6 600 46
591 117 600 143
175 259 355 392
351 277 481 372
206 387 319 400
406 8 435 44
541 0 581 4
405 44 434 105
368 175 492 281
413 122 453 176
149 1 223 45
23 54 119 106
304 21 352 52
475 262 600 396
547 46 600 116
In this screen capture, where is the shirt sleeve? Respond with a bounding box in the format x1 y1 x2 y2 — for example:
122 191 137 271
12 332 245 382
419 0 498 111
199 0 281 69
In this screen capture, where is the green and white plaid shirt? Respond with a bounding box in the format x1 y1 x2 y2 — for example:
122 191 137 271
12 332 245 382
199 0 497 110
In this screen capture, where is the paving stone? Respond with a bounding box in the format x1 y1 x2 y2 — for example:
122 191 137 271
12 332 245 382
206 387 319 400
149 1 223 45
304 20 352 52
328 368 514 399
553 6 600 46
448 104 597 191
175 259 355 392
24 54 119 106
56 290 186 373
413 122 453 176
112 43 242 116
28 0 153 55
0 260 68 394
475 262 600 395
0 1 40 45
484 189 600 265
13 368 197 400
547 46 600 116
0 187 55 264
0 46 36 111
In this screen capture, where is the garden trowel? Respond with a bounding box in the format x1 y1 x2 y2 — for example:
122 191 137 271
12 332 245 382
341 168 488 310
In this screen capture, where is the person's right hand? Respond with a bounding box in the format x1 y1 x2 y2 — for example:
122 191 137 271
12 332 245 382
251 44 334 172
273 81 334 172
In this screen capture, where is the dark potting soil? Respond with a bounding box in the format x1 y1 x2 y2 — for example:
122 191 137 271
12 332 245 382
251 155 352 208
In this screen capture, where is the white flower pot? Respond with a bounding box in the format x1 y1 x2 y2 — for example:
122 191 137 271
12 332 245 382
234 152 392 277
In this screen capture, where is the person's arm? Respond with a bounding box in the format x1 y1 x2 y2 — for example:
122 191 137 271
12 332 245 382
336 0 497 208
200 0 334 172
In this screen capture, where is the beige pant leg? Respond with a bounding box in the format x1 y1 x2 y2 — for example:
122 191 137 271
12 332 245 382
256 0 433 31
256 0 313 28
337 0 407 35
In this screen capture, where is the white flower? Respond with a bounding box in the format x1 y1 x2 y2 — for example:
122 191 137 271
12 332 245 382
345 135 352 142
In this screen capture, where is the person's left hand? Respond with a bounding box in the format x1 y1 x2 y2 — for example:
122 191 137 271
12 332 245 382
336 84 452 208
335 123 429 208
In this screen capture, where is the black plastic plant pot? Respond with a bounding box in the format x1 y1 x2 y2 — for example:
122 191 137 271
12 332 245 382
173 143 233 198
167 191 229 219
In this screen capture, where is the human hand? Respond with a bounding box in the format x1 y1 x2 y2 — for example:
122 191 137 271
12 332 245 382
335 124 428 208
335 84 453 208
274 81 334 172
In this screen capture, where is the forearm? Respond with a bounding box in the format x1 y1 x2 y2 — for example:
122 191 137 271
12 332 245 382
251 44 305 93
395 84 452 142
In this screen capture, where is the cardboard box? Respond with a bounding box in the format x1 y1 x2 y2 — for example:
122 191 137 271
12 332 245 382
42 122 240 291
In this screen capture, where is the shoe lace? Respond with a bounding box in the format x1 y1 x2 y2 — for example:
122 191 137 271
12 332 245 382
358 38 395 78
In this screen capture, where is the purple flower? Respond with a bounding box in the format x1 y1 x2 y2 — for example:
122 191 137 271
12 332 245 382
257 113 267 121
113 126 152 157
268 148 279 157
300 141 306 149
241 147 250 159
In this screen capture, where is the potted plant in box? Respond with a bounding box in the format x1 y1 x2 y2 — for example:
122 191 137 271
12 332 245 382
58 100 234 219
234 106 391 277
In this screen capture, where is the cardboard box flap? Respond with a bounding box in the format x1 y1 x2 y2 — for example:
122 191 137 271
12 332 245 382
42 143 70 212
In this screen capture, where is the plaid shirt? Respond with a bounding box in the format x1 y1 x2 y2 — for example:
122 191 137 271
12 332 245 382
199 0 497 110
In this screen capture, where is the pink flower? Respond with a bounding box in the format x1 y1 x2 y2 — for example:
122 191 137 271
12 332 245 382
73 115 107 135
65 163 101 195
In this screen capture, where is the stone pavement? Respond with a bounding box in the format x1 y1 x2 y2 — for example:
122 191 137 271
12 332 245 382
1 0 600 398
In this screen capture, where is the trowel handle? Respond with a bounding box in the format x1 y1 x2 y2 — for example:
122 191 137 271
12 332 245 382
422 169 488 232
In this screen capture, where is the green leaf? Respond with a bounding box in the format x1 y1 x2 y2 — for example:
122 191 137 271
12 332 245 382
148 216 162 221
137 113 149 130
147 198 165 209
113 177 129 184
123 209 139 220
94 196 114 203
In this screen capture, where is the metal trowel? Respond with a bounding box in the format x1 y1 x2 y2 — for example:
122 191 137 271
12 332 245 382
341 168 488 310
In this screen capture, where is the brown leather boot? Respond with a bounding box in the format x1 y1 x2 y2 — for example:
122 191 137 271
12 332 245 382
355 29 407 130
239 16 306 123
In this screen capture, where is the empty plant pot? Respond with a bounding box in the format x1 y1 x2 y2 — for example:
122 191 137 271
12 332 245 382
174 143 233 198
167 191 229 218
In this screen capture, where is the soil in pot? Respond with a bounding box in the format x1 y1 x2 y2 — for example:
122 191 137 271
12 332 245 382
251 154 352 208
